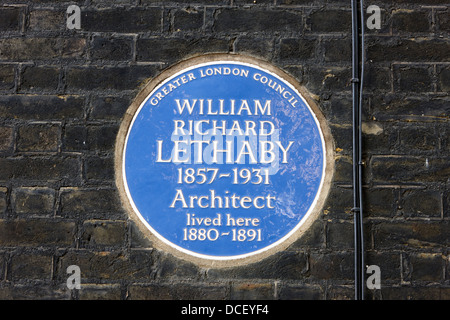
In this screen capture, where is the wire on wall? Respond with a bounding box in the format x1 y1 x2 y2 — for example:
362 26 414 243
351 0 365 300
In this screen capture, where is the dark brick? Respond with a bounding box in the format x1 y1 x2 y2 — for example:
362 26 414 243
326 221 354 249
57 250 155 282
303 67 352 97
142 0 228 3
440 125 450 156
367 38 450 63
282 65 303 83
173 8 204 31
363 122 396 155
81 220 126 247
87 125 119 152
66 65 158 91
402 253 444 282
0 95 84 120
400 189 442 218
322 38 351 62
90 0 134 4
374 221 450 249
90 37 133 61
20 66 60 91
60 188 123 216
214 8 303 33
128 283 227 300
324 186 353 218
17 124 60 152
364 188 396 217
207 251 308 280
279 38 317 61
25 0 84 2
397 125 439 153
11 187 55 215
291 219 324 248
62 125 86 152
333 155 352 184
78 284 122 300
326 286 353 300
376 0 449 5
309 252 353 280
0 38 86 61
0 283 70 300
371 156 450 183
279 0 329 4
0 219 76 247
308 9 351 33
28 10 64 31
363 65 391 92
392 10 431 33
10 252 53 281
0 7 21 31
371 96 449 122
436 10 450 32
278 284 323 300
393 65 433 92
0 187 7 216
0 253 5 280
89 96 131 120
230 283 273 300
437 65 450 92
136 37 229 63
154 252 200 279
0 65 15 90
61 38 87 58
85 156 114 181
129 219 153 249
81 8 161 32
0 157 81 185
330 124 352 155
0 126 14 152
234 0 273 3
235 36 275 60
381 286 450 300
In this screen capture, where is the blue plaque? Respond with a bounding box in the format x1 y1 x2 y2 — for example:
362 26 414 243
118 56 331 265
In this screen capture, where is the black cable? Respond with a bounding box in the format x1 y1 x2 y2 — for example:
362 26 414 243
358 0 365 301
351 0 365 300
351 0 361 300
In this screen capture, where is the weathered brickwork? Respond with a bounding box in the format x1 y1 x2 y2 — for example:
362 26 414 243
0 0 449 300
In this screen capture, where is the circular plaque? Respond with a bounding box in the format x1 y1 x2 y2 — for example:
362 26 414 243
116 54 333 267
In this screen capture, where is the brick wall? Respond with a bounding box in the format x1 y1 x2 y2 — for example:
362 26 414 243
0 0 449 300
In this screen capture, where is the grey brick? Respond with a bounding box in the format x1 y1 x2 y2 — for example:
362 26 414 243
136 37 229 63
20 66 60 91
0 7 21 31
0 157 81 185
81 8 161 32
60 188 123 216
0 95 84 120
17 124 60 152
11 187 55 215
0 219 76 247
214 8 303 33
